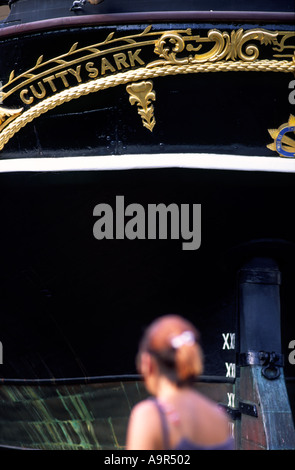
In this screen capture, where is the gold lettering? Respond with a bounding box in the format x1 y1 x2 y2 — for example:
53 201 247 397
86 61 99 79
30 81 46 99
43 75 57 92
20 88 34 105
16 48 146 109
101 57 116 75
56 70 70 87
68 65 82 83
113 52 129 70
128 49 145 66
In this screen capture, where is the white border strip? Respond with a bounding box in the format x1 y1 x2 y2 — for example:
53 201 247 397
0 153 294 173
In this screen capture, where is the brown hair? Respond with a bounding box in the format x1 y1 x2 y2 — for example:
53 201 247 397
137 315 203 385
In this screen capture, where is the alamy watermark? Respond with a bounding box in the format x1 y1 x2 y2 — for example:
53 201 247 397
0 341 3 365
289 340 295 365
288 80 295 105
93 196 201 250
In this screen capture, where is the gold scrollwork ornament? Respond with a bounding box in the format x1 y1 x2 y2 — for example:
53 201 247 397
148 28 280 67
0 105 24 133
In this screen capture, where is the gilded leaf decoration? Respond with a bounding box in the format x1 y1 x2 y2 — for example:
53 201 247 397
126 81 156 132
0 26 294 151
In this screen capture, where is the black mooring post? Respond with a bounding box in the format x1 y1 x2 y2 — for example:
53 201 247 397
238 257 295 450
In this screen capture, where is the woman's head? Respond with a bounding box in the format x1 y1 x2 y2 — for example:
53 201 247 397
137 315 203 388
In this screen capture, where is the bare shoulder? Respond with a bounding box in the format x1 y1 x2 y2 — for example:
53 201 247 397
189 390 230 428
205 392 227 413
130 399 159 423
126 399 162 450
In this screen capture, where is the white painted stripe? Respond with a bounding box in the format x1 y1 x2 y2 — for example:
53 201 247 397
0 153 294 173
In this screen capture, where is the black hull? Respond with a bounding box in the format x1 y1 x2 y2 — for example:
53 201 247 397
0 0 294 450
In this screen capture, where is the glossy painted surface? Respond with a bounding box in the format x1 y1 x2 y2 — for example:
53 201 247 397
0 380 234 450
0 7 294 451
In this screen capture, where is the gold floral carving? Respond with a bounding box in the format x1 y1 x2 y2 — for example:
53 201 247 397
1 27 293 104
0 27 294 151
126 81 156 132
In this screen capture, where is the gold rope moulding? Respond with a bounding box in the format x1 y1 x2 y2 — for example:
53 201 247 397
0 59 295 152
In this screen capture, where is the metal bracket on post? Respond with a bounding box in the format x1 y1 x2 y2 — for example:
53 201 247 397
238 350 284 380
219 401 258 420
219 404 241 421
239 402 258 417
